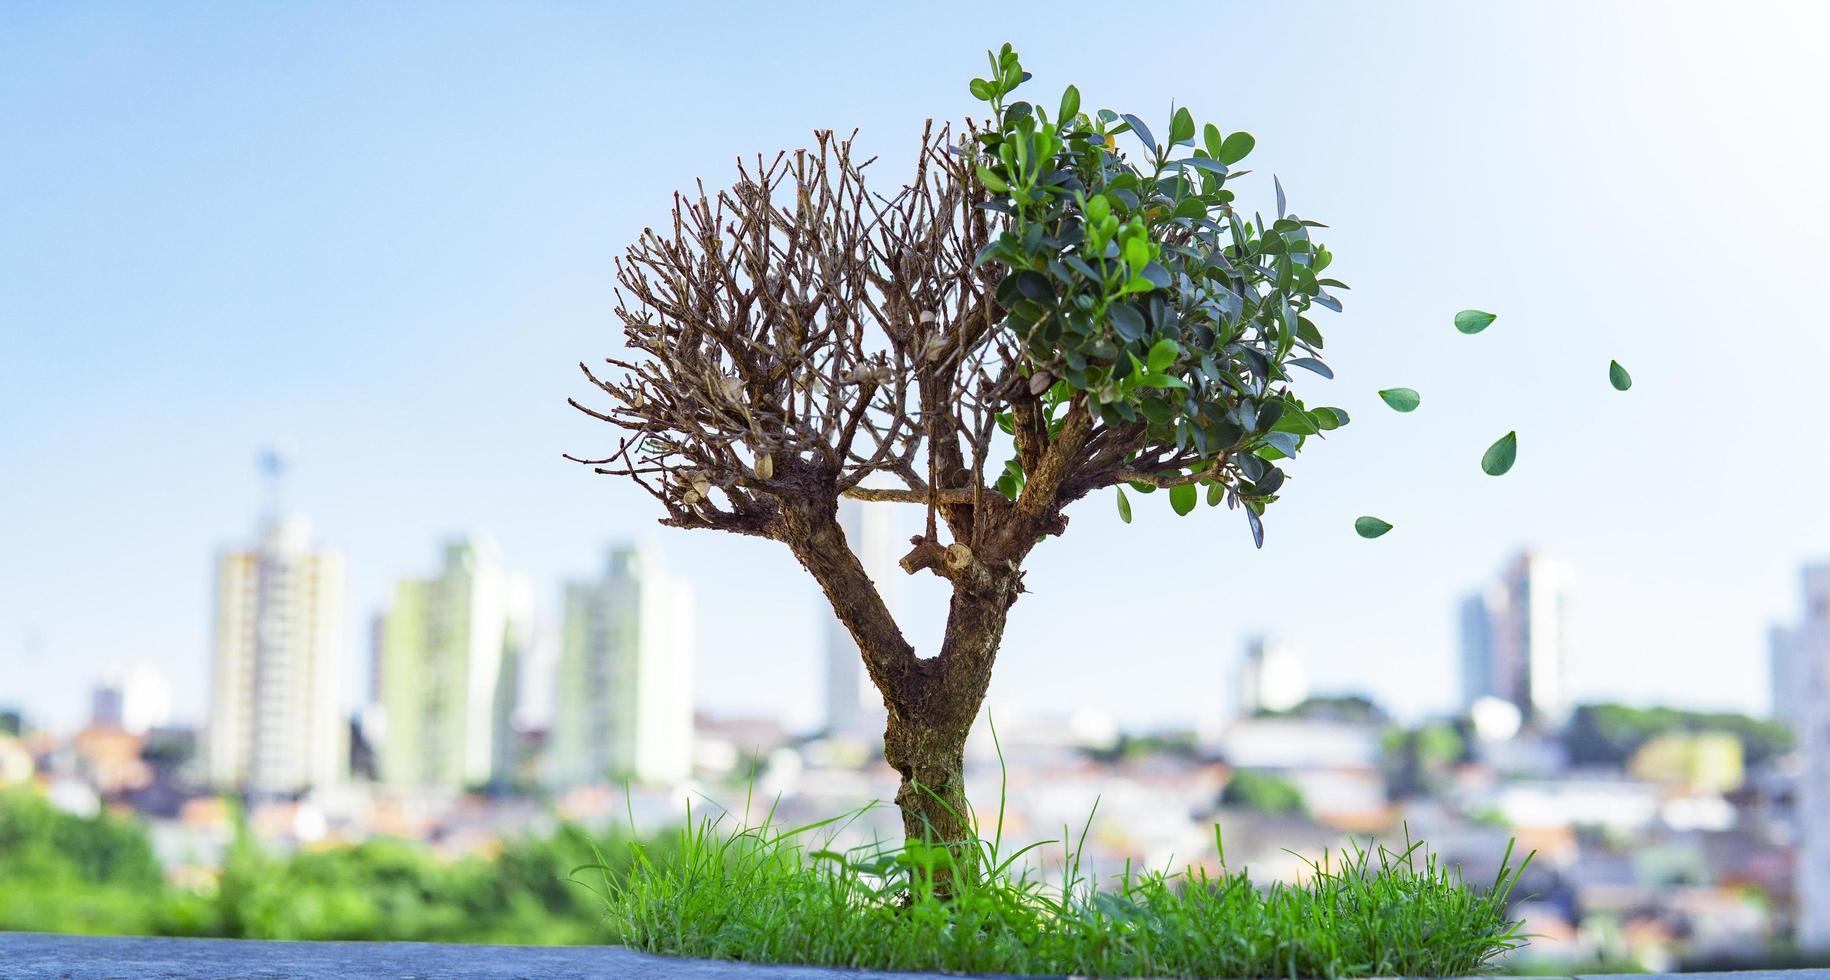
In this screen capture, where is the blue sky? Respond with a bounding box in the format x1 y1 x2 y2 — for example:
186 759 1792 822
3 1 1827 733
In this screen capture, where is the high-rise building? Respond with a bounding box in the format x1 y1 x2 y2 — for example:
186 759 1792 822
376 535 531 789
823 499 898 746
91 664 172 735
207 515 348 795
1783 564 1830 947
1458 551 1569 724
551 543 694 786
1773 624 1805 727
1236 634 1308 717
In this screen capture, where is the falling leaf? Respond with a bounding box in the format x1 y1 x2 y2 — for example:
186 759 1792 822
1481 431 1517 476
1378 388 1421 413
1609 360 1632 391
1355 516 1394 539
1454 310 1497 335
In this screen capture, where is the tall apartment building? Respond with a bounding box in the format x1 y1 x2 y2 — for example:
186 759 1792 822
1458 551 1569 724
551 543 694 786
1236 635 1308 717
376 535 531 789
823 499 898 746
91 663 172 735
1780 564 1830 947
207 515 347 795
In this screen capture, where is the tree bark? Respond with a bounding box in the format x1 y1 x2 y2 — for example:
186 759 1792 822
878 579 1015 892
775 479 1024 894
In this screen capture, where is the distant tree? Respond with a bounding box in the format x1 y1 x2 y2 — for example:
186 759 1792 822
1563 703 1791 769
1220 769 1307 817
571 44 1349 873
1382 723 1469 800
1267 694 1390 725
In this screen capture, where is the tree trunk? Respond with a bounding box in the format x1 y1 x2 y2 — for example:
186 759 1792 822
883 704 973 853
877 582 1014 893
778 490 1023 895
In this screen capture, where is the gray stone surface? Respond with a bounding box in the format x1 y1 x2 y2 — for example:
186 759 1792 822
7 934 1830 980
1577 975 1830 980
0 933 1016 979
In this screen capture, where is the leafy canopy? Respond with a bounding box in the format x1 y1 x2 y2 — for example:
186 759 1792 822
969 44 1348 543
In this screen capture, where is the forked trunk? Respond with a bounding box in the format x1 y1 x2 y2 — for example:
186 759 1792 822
780 494 1023 897
875 583 1013 894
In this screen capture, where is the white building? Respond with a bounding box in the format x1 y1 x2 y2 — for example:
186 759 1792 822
207 515 347 795
1459 551 1569 724
377 535 532 789
1236 634 1308 717
1784 564 1830 948
1773 624 1805 727
551 543 694 786
91 663 172 735
823 499 898 746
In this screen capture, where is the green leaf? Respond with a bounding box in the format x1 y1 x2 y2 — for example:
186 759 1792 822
1481 431 1518 476
1058 84 1080 123
1311 407 1350 430
1454 309 1497 335
1288 357 1332 379
1134 373 1188 390
975 167 1008 193
1218 131 1255 165
1109 304 1146 341
1147 338 1180 374
969 78 994 102
1377 388 1421 412
1354 516 1393 539
1121 113 1158 157
1202 123 1223 160
1116 486 1132 523
1609 360 1632 391
1170 107 1196 145
1170 482 1197 516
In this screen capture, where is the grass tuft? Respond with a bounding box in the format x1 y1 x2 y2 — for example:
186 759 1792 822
574 786 1531 978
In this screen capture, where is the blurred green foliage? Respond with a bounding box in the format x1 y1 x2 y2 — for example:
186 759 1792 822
1562 703 1791 769
1219 769 1307 817
0 788 658 944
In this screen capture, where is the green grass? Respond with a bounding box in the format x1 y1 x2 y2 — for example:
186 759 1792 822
577 783 1532 978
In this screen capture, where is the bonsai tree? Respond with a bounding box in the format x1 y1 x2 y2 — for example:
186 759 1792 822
570 45 1348 863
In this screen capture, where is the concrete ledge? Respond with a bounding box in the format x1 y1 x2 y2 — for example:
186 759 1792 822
5 932 1830 980
0 933 984 979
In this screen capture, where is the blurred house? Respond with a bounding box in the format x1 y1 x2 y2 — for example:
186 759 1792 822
1629 732 1744 794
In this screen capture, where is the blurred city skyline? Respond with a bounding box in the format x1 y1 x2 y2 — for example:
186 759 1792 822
5 2 1829 733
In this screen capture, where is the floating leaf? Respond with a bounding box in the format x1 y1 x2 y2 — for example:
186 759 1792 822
1377 388 1421 413
1481 431 1517 476
1609 360 1632 391
1116 486 1132 524
1454 309 1497 335
1170 482 1196 516
1354 516 1393 539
